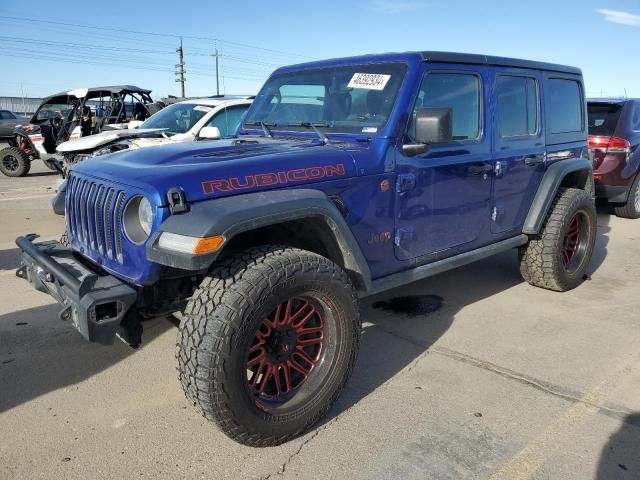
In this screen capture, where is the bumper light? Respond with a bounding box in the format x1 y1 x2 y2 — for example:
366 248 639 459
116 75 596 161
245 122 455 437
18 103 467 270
158 232 225 255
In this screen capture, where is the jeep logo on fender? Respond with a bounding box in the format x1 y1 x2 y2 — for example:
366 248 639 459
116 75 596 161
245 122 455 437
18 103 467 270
201 164 346 194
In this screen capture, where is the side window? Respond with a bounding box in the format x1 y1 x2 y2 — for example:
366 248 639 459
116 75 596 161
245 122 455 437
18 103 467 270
206 105 250 136
547 79 583 134
411 72 481 142
0 111 15 120
633 103 640 131
496 76 538 137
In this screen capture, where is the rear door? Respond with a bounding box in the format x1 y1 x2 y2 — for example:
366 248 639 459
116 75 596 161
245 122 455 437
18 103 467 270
491 69 547 234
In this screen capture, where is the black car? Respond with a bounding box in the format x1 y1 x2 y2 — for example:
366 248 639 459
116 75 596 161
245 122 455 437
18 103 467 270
0 110 26 139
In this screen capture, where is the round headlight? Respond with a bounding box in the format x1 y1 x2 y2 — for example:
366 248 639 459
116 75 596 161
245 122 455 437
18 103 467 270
123 196 154 244
138 197 153 235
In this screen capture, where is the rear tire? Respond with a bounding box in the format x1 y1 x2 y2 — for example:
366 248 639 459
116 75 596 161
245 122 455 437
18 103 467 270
176 245 360 446
0 147 30 177
613 174 640 219
519 188 596 291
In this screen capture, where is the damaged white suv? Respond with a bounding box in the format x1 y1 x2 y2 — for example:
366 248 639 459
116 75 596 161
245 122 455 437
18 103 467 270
56 96 253 176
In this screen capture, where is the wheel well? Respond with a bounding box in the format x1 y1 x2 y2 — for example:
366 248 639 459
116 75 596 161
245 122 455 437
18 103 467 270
221 218 364 290
560 168 593 194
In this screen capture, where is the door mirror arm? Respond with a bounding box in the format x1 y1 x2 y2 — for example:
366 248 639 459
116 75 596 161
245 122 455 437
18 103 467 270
402 143 429 156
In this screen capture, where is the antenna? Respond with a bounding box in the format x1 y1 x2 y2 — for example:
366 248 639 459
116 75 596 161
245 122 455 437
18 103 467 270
624 88 628 99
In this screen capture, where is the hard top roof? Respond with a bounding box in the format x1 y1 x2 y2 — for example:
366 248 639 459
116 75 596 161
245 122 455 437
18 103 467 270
276 51 581 75
419 51 581 75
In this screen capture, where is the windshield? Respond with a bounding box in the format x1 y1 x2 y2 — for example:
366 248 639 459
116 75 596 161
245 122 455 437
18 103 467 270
588 102 622 136
36 102 78 121
244 62 407 135
141 103 212 135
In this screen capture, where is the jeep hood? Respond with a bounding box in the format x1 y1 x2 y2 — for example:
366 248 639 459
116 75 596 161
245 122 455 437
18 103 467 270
71 138 357 204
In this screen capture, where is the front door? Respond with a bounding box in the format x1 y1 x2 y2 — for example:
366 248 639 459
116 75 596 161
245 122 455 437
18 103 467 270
491 69 547 234
394 65 493 262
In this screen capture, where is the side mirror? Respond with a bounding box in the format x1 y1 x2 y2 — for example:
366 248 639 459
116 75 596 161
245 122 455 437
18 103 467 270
403 107 453 156
198 126 221 140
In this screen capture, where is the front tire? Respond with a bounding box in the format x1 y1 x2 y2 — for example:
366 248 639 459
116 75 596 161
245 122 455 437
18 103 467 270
613 174 640 219
519 188 596 291
176 246 360 446
0 147 30 177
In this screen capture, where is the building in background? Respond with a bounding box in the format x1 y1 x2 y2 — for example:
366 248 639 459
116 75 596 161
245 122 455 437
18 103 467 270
0 97 43 116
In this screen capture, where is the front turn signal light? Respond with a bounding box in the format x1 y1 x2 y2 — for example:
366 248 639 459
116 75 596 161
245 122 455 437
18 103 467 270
193 235 225 254
158 232 225 255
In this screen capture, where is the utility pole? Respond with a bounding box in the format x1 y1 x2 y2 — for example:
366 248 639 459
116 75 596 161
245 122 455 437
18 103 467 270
214 48 220 96
175 37 186 98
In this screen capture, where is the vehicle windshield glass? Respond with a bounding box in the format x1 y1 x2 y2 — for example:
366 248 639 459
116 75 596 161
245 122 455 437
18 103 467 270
244 62 407 134
141 103 212 136
588 102 622 136
36 102 78 121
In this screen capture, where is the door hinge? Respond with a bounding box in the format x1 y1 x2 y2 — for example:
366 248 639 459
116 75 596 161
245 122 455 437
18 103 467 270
395 173 416 193
394 226 414 248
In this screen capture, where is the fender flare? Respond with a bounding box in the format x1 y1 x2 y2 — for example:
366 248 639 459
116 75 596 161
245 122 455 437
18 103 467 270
146 189 372 290
522 157 593 234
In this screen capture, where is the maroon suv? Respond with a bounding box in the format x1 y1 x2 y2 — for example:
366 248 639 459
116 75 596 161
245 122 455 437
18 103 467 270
588 99 640 218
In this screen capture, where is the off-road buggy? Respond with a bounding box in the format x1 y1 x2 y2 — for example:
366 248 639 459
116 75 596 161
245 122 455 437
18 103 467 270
0 86 163 177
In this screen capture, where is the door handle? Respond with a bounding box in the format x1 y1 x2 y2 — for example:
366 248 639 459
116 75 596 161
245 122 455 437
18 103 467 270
467 164 493 175
524 154 545 166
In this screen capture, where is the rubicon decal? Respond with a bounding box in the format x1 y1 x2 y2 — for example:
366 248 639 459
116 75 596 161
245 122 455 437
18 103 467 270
202 164 346 194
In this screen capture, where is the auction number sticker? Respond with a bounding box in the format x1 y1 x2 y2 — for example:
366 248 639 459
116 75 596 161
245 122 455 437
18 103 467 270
348 73 391 91
193 105 214 113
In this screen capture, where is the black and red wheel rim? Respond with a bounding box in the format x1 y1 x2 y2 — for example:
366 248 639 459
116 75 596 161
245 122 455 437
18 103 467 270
246 297 324 404
561 211 589 273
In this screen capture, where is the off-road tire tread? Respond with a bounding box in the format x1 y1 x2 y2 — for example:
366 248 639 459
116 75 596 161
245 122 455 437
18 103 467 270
176 245 360 447
0 146 30 177
613 174 640 219
519 187 596 292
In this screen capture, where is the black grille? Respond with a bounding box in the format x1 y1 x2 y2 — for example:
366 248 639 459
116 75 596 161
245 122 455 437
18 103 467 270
66 174 126 264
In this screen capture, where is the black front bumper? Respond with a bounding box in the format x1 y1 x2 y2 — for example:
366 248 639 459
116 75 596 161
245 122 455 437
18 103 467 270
15 235 138 345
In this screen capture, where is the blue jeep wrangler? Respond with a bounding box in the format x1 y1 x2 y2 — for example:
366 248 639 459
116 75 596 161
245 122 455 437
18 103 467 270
16 51 596 446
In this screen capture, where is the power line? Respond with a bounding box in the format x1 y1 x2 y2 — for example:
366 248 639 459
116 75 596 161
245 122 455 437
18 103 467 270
0 15 315 60
0 35 174 55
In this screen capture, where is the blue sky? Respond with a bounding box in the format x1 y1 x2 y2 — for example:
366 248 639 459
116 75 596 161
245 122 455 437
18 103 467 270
1 0 639 100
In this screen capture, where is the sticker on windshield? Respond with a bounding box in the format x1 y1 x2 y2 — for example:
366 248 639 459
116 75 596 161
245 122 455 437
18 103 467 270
193 105 214 113
348 73 391 91
362 127 378 133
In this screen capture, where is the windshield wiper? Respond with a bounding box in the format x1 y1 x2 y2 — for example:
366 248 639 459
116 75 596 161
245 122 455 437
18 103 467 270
244 121 274 138
287 122 330 144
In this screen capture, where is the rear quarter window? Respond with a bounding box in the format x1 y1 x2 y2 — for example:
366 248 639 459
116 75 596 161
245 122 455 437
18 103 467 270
547 79 583 134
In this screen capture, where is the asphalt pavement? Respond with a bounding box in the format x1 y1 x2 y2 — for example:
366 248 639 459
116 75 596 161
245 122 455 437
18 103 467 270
0 161 639 479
